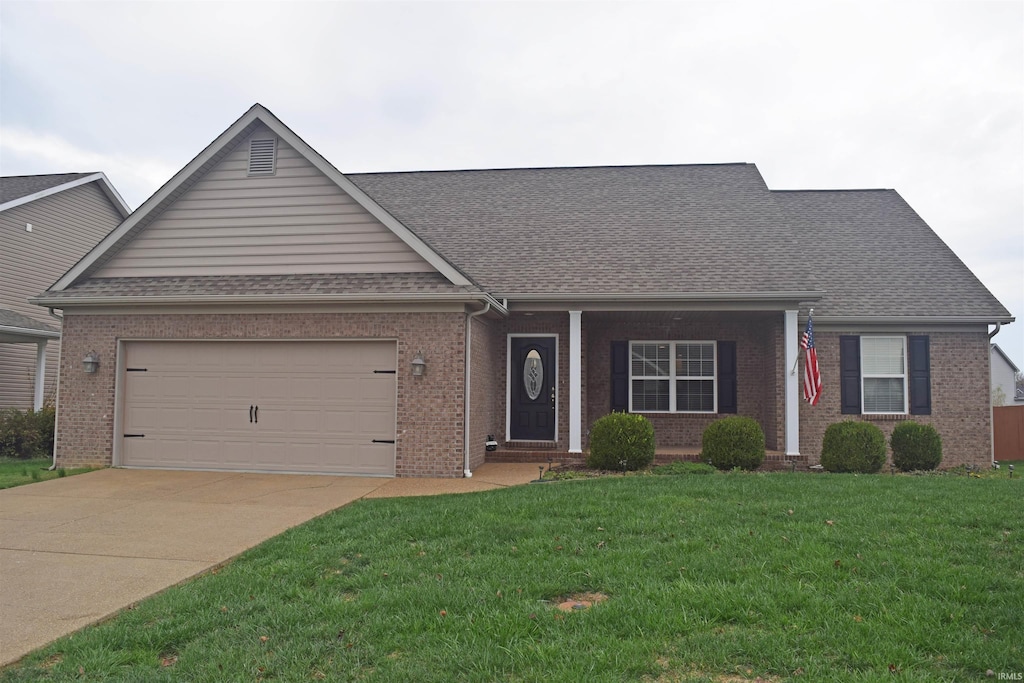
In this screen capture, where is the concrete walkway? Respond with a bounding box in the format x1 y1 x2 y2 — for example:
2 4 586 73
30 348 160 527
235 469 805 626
0 464 539 666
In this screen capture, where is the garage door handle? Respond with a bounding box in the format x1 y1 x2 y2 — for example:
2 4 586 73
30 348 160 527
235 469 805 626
254 406 258 423
372 439 395 444
249 405 254 423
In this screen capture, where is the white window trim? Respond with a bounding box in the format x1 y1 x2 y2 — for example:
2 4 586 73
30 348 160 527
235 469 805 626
628 340 717 414
860 335 908 415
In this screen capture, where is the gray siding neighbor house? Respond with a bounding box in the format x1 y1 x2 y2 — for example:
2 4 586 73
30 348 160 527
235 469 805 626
991 343 1022 405
1 173 129 410
33 104 1014 477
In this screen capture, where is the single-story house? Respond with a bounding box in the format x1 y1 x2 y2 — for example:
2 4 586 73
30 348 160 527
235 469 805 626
1 173 130 410
33 104 1014 477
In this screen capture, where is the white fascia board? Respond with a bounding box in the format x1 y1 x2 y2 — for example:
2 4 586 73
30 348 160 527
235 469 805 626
504 291 825 302
0 173 130 217
49 107 271 292
0 325 61 341
30 291 496 308
813 315 1016 326
259 110 473 287
504 291 825 312
50 104 472 292
991 343 1021 374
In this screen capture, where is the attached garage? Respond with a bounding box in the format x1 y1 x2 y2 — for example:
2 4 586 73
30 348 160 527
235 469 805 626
118 340 397 475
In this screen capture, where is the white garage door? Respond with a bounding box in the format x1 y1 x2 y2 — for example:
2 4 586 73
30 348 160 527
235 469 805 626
120 341 396 475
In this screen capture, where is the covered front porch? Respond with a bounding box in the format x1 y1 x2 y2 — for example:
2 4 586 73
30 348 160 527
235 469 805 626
483 303 812 466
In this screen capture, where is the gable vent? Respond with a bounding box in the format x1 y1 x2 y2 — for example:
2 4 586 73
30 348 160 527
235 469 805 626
248 138 277 176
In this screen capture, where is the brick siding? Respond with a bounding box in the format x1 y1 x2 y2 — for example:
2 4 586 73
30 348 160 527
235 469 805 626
55 311 469 477
800 330 993 468
585 312 783 450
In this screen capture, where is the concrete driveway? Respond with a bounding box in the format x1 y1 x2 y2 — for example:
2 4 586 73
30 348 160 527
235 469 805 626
0 464 538 666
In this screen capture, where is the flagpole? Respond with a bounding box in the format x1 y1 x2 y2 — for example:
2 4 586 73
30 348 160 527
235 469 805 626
790 308 813 376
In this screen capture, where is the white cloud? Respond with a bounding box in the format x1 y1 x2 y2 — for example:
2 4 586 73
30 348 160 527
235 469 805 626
1 0 1020 361
0 127 176 210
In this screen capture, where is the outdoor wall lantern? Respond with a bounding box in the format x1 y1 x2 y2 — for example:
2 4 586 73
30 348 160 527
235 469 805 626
411 351 426 377
82 351 100 374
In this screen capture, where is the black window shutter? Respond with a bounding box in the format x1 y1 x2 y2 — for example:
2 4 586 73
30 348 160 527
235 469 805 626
908 335 931 415
610 341 629 412
717 341 737 413
839 336 861 414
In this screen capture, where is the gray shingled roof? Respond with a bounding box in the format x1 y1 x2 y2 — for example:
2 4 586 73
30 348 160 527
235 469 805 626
37 273 482 302
772 189 1011 318
349 164 809 297
0 173 94 205
0 308 59 334
39 160 1010 321
347 165 1010 318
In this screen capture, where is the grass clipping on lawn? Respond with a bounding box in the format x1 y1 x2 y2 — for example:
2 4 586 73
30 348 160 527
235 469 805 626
3 473 1021 682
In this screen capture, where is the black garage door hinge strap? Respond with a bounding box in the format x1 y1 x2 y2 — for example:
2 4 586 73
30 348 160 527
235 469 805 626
123 434 146 438
373 370 397 374
126 368 148 372
372 439 396 444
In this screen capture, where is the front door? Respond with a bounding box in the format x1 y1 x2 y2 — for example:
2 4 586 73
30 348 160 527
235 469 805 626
509 336 556 441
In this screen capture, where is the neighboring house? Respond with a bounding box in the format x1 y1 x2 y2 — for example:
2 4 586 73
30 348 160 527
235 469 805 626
1 173 130 410
991 343 1022 405
32 104 1014 477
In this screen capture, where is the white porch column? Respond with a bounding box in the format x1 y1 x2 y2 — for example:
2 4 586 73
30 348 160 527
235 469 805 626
33 340 47 411
568 310 582 453
784 310 800 455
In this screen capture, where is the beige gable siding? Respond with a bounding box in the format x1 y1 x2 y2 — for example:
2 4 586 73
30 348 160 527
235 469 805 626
0 182 123 409
95 126 434 278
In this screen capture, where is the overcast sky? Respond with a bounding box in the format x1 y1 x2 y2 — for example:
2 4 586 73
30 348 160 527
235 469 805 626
2 1 1022 366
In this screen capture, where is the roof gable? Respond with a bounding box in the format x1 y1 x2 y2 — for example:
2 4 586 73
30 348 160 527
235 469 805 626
93 124 437 278
52 105 472 291
0 172 130 217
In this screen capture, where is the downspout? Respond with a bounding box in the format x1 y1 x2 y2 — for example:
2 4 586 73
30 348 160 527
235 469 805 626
988 323 1001 465
47 308 63 471
463 302 491 477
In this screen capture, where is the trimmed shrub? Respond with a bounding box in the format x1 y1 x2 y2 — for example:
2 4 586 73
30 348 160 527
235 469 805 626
890 421 942 471
820 421 886 473
586 413 655 471
702 416 765 471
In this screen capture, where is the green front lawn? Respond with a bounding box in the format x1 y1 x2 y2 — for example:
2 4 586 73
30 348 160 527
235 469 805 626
0 458 94 490
3 472 1021 682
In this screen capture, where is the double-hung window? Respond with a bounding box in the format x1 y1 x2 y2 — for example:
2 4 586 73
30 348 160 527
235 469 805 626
630 341 716 412
860 336 907 413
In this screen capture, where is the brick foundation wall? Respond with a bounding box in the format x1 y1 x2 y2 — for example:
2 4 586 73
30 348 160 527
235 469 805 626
799 330 993 468
585 312 783 450
55 311 469 477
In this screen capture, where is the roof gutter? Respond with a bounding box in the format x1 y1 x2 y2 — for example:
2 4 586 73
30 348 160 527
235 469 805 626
501 290 825 302
814 315 1016 326
463 302 492 477
0 325 61 340
989 322 1002 339
31 292 508 311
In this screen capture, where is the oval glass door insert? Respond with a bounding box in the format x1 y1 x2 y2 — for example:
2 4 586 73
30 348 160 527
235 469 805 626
524 349 544 400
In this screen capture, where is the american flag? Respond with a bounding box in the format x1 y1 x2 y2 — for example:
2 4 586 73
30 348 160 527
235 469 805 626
801 313 822 405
